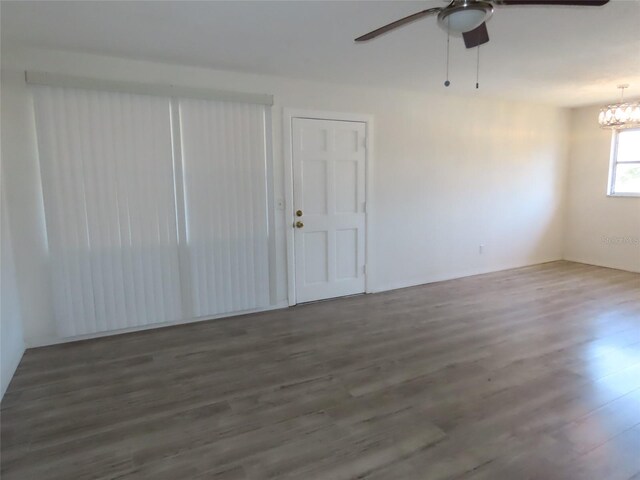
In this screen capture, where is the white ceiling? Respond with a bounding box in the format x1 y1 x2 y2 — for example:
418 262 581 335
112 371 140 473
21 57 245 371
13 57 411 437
2 0 639 107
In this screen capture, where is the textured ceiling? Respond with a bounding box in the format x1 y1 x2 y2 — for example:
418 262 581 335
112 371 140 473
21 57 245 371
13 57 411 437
2 0 639 106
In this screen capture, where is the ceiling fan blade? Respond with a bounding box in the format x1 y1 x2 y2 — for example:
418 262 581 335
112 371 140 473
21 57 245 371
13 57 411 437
355 7 442 42
463 22 490 49
496 0 608 5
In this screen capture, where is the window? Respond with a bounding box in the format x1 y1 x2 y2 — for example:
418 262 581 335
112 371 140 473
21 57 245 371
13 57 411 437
608 128 640 196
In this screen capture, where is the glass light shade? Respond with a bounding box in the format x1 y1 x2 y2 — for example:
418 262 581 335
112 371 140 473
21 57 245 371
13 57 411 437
445 9 489 33
599 102 640 129
438 3 493 34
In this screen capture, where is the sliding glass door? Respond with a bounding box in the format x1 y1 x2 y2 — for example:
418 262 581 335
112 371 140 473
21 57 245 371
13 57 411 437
33 85 273 337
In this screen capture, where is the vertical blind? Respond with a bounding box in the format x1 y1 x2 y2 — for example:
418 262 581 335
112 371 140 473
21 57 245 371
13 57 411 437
32 85 272 337
179 99 271 317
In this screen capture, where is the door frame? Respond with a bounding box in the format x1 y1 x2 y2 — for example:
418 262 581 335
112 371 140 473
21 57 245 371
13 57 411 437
283 108 375 306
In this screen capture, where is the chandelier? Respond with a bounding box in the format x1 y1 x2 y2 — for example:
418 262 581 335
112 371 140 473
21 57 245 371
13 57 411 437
598 85 640 129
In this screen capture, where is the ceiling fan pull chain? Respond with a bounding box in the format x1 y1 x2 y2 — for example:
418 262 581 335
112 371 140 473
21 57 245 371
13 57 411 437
476 45 481 89
444 19 451 87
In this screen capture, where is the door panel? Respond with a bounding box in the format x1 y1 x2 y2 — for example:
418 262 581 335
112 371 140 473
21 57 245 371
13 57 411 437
303 160 328 214
336 229 358 279
304 231 328 284
292 118 366 303
335 161 358 213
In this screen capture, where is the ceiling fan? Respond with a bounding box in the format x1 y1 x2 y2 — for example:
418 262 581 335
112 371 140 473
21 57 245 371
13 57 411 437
355 0 610 49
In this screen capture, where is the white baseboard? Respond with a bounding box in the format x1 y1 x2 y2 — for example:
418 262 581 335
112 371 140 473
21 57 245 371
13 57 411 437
25 301 289 348
369 258 564 294
28 256 631 350
561 256 639 274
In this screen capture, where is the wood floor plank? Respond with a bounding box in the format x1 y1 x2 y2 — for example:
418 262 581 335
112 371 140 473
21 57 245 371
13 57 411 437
1 261 639 479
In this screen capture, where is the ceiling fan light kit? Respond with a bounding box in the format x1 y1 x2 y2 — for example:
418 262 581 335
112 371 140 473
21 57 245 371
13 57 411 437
598 85 640 130
437 1 493 34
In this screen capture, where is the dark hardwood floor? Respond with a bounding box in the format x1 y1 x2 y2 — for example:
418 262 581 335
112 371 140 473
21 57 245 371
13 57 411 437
1 261 639 479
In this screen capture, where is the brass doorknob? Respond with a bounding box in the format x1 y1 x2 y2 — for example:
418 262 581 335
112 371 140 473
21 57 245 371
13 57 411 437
295 221 304 229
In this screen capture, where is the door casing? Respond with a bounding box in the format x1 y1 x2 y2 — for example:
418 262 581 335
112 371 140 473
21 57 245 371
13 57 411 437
283 108 374 305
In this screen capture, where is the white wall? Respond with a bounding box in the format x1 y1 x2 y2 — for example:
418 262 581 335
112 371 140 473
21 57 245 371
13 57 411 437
1 180 26 399
564 105 640 273
1 65 54 345
1 46 571 347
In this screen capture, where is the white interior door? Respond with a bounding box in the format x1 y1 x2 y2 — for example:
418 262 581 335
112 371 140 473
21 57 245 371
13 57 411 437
292 117 366 303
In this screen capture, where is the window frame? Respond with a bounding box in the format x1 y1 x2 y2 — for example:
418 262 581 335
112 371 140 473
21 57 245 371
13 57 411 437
607 128 640 198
